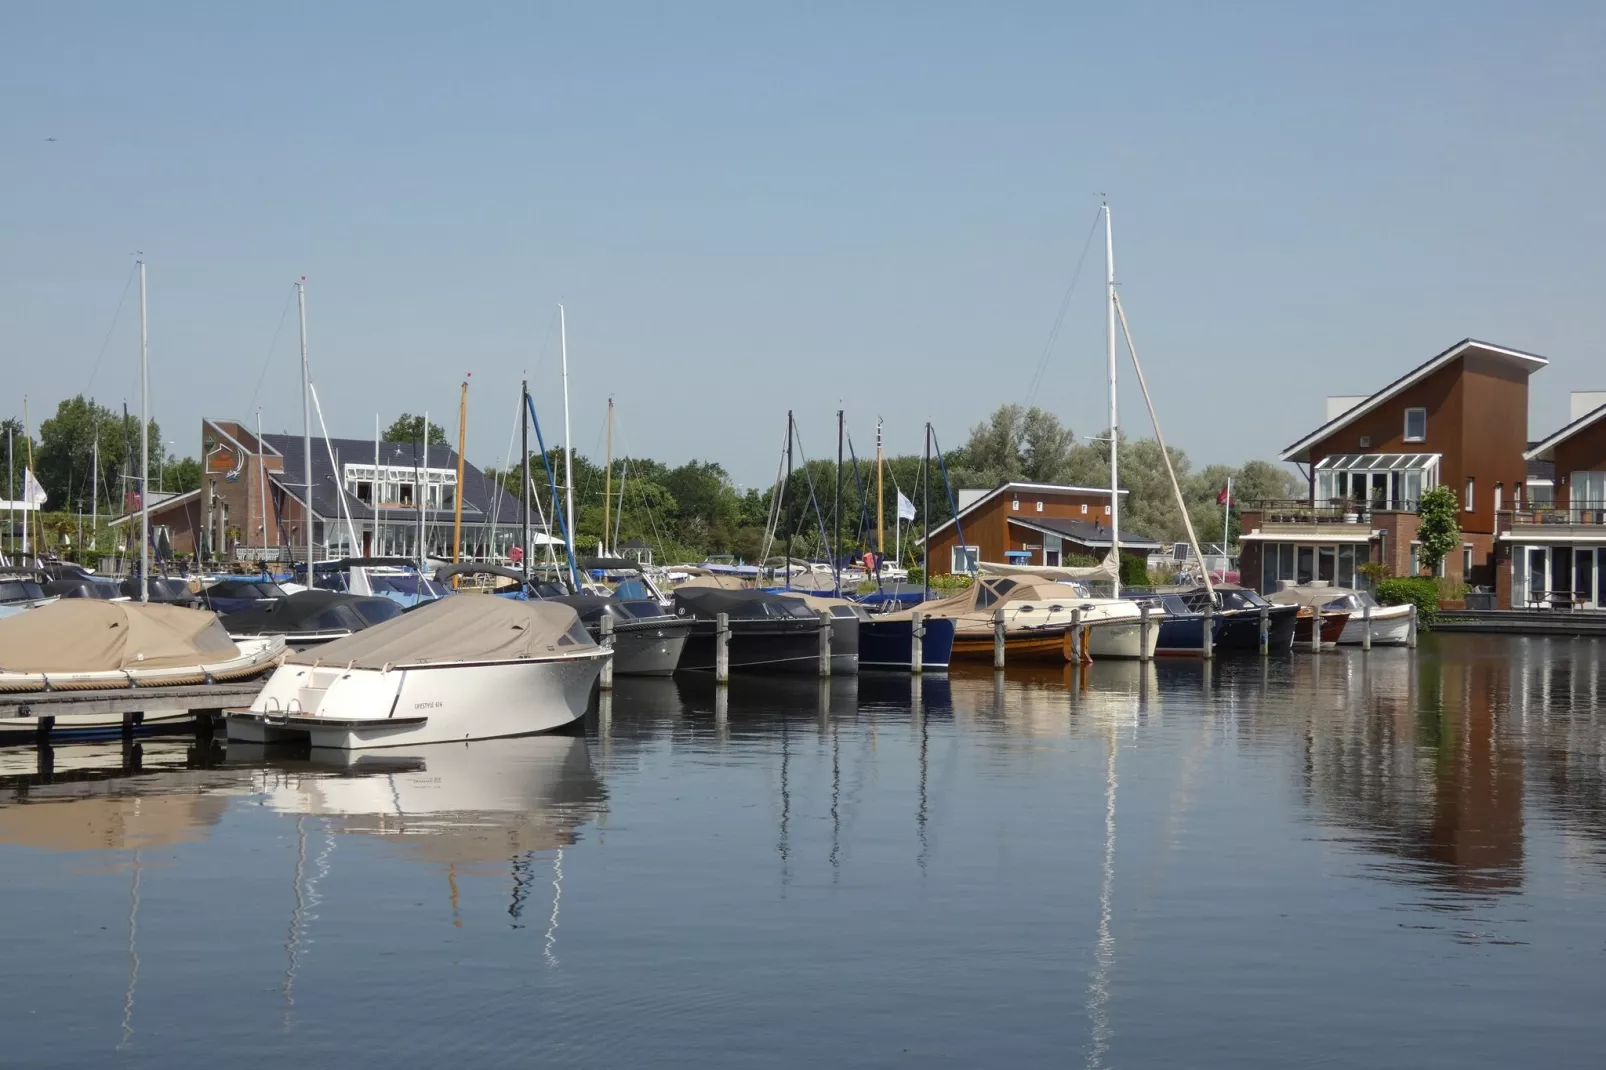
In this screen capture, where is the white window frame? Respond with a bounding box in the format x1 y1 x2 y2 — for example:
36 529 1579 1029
1080 503 1088 514
1403 407 1427 443
1465 477 1475 512
1011 499 1019 511
1462 544 1473 580
950 545 979 573
1035 500 1044 512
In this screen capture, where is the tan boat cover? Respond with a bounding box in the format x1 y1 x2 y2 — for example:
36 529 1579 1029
977 553 1119 581
676 574 750 590
288 596 593 668
1268 584 1356 608
0 600 241 672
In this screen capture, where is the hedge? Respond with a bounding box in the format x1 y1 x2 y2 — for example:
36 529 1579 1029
1374 577 1438 629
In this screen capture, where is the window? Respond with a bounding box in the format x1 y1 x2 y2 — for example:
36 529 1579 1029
1080 503 1088 514
1404 407 1427 442
1528 481 1554 507
1462 545 1473 580
1494 483 1503 513
1011 499 1019 511
1465 477 1475 512
1409 541 1421 576
950 545 979 573
1104 506 1111 516
1035 501 1044 512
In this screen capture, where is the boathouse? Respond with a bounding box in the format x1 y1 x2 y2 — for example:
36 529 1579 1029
128 419 530 563
1237 339 1547 600
919 482 1160 575
1499 392 1606 608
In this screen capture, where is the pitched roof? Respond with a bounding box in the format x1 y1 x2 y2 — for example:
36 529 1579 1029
1523 401 1606 462
922 481 1125 543
1006 514 1164 550
1279 339 1549 463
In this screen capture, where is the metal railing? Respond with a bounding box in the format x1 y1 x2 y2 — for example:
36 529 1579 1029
1500 502 1606 528
1238 499 1420 525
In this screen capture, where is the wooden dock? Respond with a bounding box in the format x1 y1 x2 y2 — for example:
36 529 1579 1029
0 683 263 745
1434 609 1606 636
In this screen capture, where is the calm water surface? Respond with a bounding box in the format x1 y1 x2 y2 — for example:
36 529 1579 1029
2 634 1604 1068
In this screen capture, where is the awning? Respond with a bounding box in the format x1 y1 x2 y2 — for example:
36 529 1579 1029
1314 453 1439 472
1238 531 1378 544
1498 532 1606 544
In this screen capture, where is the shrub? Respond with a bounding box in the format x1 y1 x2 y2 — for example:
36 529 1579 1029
1374 576 1439 628
1119 553 1149 588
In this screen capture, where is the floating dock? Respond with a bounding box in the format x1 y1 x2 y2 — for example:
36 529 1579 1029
0 683 264 745
1433 609 1606 636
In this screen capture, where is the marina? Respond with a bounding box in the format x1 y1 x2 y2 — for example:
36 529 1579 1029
0 633 1602 1066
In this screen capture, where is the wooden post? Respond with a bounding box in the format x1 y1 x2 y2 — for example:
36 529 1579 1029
1139 604 1152 662
715 612 730 683
1069 608 1083 664
1258 606 1270 656
1362 602 1372 651
818 610 832 677
599 615 615 690
993 606 1006 669
1201 611 1213 660
1311 611 1322 653
910 610 924 675
1407 603 1418 648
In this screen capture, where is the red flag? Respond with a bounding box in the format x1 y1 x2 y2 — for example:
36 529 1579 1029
1216 486 1233 506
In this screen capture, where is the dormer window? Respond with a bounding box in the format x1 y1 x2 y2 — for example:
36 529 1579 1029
1404 408 1427 442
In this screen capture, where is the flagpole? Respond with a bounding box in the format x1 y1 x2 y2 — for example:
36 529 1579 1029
139 259 149 602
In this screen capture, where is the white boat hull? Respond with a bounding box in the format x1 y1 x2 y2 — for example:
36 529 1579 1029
1335 608 1412 646
226 651 605 749
1085 618 1162 659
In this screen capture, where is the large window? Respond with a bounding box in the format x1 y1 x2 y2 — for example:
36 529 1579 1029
950 545 979 573
1404 407 1427 442
1572 471 1606 514
1261 541 1362 592
1314 453 1438 510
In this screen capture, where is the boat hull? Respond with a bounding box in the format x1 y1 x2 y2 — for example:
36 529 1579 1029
1335 608 1412 645
859 616 957 671
225 651 604 749
1294 610 1351 645
676 617 827 674
603 619 692 676
951 628 1070 662
1152 614 1212 656
1084 618 1161 660
1212 605 1299 653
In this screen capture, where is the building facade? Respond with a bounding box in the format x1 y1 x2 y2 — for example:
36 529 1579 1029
1500 392 1606 608
920 482 1159 575
1238 339 1548 601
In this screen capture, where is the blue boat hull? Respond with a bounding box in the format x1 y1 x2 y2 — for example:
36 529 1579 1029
859 616 956 671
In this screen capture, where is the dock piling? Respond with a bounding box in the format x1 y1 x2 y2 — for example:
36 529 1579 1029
910 610 924 675
1258 606 1270 656
1202 613 1214 660
1070 608 1083 664
1362 603 1372 651
1407 604 1419 648
993 606 1006 669
1312 612 1322 654
1140 605 1153 662
818 610 832 677
715 612 730 683
599 616 615 690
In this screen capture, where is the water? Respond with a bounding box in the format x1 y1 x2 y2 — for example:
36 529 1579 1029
2 634 1604 1068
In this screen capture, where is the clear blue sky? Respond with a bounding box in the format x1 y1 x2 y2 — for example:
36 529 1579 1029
5 1 1604 488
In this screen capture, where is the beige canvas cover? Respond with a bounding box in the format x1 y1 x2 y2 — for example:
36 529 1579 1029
289 596 593 668
676 574 749 590
1268 584 1352 608
977 553 1119 582
0 600 240 672
918 578 1095 631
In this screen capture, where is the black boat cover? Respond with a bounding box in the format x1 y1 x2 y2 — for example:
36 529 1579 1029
673 587 820 621
221 589 403 635
549 593 674 625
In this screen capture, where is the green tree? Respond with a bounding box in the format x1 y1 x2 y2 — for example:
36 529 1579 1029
1415 485 1460 576
36 396 163 514
165 457 203 495
383 414 448 446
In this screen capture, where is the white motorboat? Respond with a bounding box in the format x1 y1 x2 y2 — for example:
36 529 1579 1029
226 597 607 749
1270 584 1413 645
0 600 284 693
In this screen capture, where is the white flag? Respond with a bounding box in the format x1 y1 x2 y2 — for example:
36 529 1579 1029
896 490 916 522
23 468 46 507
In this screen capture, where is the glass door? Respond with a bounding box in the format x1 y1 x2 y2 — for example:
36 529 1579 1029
1577 548 1596 607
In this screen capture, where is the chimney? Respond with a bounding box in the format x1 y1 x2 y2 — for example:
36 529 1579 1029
1326 395 1368 422
1570 391 1606 422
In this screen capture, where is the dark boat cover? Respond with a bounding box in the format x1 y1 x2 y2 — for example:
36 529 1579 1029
221 589 403 635
674 587 819 622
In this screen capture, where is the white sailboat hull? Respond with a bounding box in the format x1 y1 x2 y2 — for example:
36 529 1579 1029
1085 617 1161 659
226 650 605 749
1335 606 1413 645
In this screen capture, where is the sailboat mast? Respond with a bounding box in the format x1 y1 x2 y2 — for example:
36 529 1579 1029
784 410 794 588
418 410 428 571
297 278 312 578
1104 202 1120 599
834 408 844 590
372 414 379 556
603 396 613 556
559 305 576 583
137 261 150 601
921 423 930 603
875 419 884 557
521 380 531 580
91 434 98 547
452 376 468 563
262 410 272 552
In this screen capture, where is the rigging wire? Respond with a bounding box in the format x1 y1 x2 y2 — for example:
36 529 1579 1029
1023 208 1104 408
83 263 138 397
245 285 296 417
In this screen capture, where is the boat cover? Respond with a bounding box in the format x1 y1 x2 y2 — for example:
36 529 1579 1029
1268 584 1359 608
0 600 241 672
676 574 749 591
673 587 819 621
549 594 674 624
976 553 1119 581
288 596 594 668
222 589 402 634
921 578 1096 618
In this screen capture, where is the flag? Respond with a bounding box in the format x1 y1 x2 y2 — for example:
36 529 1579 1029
22 468 46 507
896 490 916 522
1216 485 1234 506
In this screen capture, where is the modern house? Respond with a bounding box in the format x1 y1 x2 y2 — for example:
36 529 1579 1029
920 482 1160 574
130 419 531 563
1237 339 1548 599
1501 391 1606 608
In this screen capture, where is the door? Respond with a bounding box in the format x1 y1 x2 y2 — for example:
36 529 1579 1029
1553 547 1573 605
1577 548 1596 607
1527 547 1548 608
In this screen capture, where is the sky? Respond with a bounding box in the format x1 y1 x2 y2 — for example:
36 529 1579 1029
5 1 1605 489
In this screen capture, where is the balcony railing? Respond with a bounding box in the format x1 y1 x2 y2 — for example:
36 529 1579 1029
1240 499 1419 525
1500 503 1606 529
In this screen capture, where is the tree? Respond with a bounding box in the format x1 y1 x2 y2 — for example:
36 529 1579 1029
36 396 163 514
956 404 1077 486
383 414 448 447
165 457 203 495
1415 485 1460 576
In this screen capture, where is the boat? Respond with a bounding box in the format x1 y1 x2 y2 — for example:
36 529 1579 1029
0 571 53 611
1170 585 1299 652
225 597 607 749
857 608 958 672
1125 591 1216 656
1290 605 1350 645
775 593 863 675
220 589 404 650
546 593 691 676
1269 585 1412 645
0 600 284 694
918 577 1161 661
308 557 448 607
200 576 292 614
672 587 829 674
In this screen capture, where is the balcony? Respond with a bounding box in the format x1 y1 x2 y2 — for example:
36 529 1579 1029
1499 502 1606 536
1240 499 1415 539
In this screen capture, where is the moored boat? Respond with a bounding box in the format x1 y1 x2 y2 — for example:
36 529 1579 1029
672 587 828 674
547 593 691 676
775 593 864 675
221 589 404 651
919 577 1160 662
226 597 606 749
858 609 958 672
1269 585 1412 645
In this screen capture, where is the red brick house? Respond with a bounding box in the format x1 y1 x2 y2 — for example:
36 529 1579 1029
1237 339 1548 600
1500 391 1606 608
920 482 1160 575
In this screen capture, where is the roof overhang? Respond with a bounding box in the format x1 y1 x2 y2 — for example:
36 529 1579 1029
1238 531 1378 544
1280 339 1549 463
1005 516 1163 549
106 488 203 526
922 482 1126 543
1524 402 1606 462
1498 532 1606 544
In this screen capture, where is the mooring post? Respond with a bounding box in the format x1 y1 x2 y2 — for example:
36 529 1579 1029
1311 610 1322 654
910 610 925 675
599 615 615 690
1362 602 1373 651
1258 606 1270 656
1070 608 1083 664
715 612 730 683
1407 604 1419 648
993 606 1006 670
1202 612 1214 660
1139 604 1153 662
818 610 832 677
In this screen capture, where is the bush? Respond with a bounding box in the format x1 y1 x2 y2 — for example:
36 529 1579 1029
1119 553 1149 588
1374 576 1438 628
